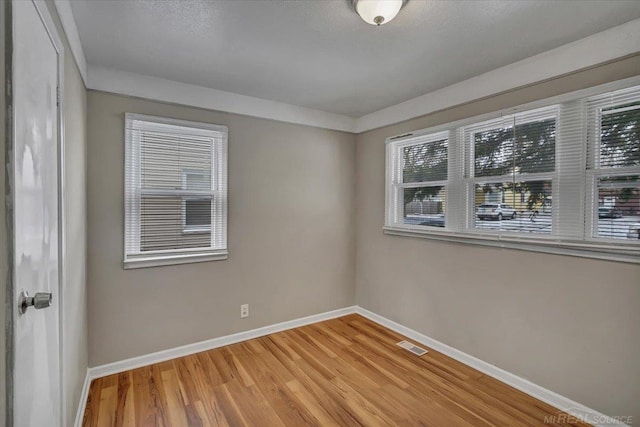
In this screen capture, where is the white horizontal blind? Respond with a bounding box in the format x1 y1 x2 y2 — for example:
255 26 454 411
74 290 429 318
447 129 465 232
464 107 557 236
385 81 640 257
388 131 449 229
554 100 586 239
587 86 640 241
124 114 228 265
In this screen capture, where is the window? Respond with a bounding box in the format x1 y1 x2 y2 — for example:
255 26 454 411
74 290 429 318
385 81 640 263
388 131 448 228
465 107 556 235
124 114 228 268
587 91 640 242
182 170 212 233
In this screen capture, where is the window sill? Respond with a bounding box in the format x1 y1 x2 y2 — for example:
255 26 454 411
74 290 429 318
382 226 640 264
124 250 228 269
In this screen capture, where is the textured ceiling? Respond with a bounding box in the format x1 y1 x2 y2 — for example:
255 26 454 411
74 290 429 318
70 0 640 117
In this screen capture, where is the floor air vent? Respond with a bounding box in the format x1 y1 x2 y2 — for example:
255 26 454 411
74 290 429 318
396 340 428 356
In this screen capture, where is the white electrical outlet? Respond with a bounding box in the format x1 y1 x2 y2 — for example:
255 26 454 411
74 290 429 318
240 304 249 318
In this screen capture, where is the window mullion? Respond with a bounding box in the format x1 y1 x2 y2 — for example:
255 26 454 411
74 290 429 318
446 129 464 232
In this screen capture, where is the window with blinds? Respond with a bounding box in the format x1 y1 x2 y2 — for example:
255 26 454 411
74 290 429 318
388 131 448 228
124 114 228 268
465 107 556 235
385 81 640 262
587 89 640 242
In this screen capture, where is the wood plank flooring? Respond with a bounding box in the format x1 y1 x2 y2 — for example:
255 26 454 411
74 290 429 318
83 314 590 426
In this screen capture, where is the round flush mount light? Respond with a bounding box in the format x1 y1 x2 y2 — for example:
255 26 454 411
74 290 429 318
352 0 407 26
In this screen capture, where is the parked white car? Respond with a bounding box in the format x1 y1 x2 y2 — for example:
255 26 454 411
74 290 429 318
627 223 640 240
477 203 517 220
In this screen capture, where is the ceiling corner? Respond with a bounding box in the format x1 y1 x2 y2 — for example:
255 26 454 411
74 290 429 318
86 65 358 133
53 0 88 85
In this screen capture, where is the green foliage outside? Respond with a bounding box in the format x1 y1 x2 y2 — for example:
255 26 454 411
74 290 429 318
402 106 639 211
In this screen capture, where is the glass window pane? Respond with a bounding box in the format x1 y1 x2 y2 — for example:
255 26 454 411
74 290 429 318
600 103 640 168
402 139 447 183
403 186 445 228
474 127 513 178
596 176 640 240
514 118 556 174
185 199 211 227
184 170 211 191
473 181 552 234
474 118 555 177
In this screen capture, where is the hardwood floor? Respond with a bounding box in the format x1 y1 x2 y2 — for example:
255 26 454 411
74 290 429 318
83 314 590 426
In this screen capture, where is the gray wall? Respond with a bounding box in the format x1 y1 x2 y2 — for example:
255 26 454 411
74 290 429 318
1 2 7 424
43 2 89 425
86 91 357 366
355 55 640 421
60 25 88 427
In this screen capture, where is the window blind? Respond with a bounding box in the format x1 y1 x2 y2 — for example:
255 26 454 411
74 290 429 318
464 107 557 235
388 131 449 228
587 86 640 241
385 81 640 261
124 114 228 267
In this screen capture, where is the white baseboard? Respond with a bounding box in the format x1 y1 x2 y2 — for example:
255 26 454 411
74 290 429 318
73 369 91 427
74 304 628 427
74 305 357 426
88 306 357 380
354 306 630 427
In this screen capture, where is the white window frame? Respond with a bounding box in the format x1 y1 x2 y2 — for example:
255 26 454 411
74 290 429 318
586 96 640 244
462 106 558 237
384 76 640 264
124 113 228 269
386 130 450 230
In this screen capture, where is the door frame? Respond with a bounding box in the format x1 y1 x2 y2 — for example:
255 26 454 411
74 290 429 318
4 0 66 425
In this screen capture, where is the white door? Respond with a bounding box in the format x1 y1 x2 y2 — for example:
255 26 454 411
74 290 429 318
11 0 63 426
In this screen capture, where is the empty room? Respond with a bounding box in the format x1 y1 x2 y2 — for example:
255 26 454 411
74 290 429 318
2 0 640 426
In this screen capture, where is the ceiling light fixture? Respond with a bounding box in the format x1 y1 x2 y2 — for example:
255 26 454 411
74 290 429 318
352 0 407 26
